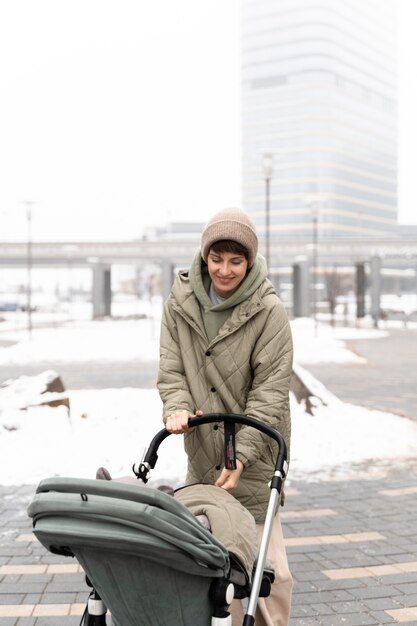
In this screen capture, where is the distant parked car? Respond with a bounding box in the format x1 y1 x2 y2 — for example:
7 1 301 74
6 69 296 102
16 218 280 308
0 301 18 312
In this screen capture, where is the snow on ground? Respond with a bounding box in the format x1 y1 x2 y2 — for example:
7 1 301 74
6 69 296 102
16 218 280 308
0 318 160 364
0 314 384 366
291 317 388 364
1 315 417 486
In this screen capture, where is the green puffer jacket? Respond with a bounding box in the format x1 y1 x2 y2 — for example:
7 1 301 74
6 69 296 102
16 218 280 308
157 253 293 522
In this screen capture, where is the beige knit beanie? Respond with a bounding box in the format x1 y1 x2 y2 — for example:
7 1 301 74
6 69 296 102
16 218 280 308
201 208 258 268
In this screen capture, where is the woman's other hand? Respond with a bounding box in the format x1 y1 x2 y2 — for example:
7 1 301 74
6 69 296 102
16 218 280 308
165 409 202 434
215 459 244 491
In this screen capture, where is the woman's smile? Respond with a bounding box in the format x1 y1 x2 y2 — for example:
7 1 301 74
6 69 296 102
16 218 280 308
207 250 249 298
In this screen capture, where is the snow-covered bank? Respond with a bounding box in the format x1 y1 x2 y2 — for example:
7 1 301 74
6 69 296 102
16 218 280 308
1 384 417 486
1 317 416 486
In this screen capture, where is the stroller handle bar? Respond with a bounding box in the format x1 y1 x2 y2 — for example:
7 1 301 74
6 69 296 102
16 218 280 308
133 412 288 488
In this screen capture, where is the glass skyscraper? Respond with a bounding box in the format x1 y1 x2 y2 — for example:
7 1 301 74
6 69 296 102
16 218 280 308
241 0 398 241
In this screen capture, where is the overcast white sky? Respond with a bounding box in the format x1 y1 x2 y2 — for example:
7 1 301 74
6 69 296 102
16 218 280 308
0 0 416 242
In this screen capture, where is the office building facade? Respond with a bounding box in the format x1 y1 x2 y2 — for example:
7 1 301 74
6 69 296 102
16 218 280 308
241 0 398 242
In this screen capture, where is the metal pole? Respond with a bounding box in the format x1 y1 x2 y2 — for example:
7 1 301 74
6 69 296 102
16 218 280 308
265 176 270 270
26 202 33 339
262 153 273 273
67 256 72 322
312 212 318 337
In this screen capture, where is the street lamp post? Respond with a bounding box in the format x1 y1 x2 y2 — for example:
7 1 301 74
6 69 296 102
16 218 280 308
312 205 319 337
262 153 273 271
22 201 35 338
305 194 327 337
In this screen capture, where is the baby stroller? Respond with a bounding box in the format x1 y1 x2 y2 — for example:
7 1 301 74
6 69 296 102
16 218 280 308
28 413 288 626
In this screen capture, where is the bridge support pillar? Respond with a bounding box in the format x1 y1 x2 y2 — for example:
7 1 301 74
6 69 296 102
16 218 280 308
292 258 310 318
370 255 381 327
92 263 112 319
355 262 366 319
161 262 175 303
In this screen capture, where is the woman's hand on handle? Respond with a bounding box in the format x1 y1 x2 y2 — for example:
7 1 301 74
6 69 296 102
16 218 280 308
215 459 244 491
165 409 203 434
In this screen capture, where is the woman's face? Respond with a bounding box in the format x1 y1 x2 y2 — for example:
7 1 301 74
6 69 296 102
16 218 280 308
207 249 249 298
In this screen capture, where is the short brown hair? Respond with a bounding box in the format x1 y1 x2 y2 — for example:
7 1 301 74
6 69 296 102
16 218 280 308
209 240 249 261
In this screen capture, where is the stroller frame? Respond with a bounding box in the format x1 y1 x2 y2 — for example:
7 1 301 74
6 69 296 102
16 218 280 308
133 413 288 626
28 413 288 626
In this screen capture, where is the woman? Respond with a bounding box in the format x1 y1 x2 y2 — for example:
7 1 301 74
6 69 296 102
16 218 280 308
157 207 293 625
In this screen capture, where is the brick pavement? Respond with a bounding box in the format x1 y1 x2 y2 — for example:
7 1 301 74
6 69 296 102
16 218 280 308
1 466 417 626
285 467 417 626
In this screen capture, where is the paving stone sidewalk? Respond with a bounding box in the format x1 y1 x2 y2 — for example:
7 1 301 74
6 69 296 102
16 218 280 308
285 466 417 626
1 465 417 626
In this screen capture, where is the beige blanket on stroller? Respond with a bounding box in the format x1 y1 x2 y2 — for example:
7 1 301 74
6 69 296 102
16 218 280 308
175 484 257 579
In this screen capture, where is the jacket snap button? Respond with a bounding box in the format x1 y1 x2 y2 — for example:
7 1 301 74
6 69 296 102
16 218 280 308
206 350 211 356
216 465 221 471
210 387 216 392
213 424 218 430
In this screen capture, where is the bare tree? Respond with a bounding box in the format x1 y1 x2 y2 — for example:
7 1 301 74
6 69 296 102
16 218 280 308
323 266 352 326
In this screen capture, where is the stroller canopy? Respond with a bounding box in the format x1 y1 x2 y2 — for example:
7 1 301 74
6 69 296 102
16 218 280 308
28 477 230 578
28 477 261 626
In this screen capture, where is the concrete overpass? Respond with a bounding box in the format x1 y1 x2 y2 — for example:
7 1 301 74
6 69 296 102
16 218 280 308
1 236 417 267
1 236 417 319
